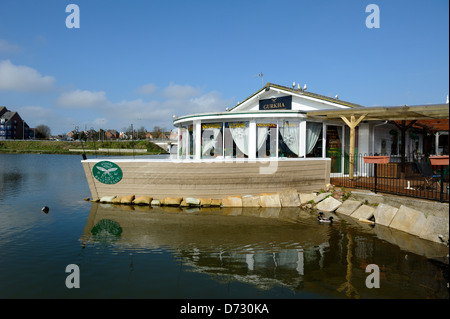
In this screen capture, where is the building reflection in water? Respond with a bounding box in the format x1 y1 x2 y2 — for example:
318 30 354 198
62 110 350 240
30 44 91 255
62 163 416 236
80 202 449 298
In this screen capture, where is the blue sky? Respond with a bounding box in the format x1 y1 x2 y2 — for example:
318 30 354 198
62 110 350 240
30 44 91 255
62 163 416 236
0 0 448 135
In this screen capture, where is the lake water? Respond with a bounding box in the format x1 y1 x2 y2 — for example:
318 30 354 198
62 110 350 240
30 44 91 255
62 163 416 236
0 153 448 300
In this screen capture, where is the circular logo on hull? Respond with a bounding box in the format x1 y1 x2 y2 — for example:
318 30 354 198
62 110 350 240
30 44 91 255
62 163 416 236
92 161 123 184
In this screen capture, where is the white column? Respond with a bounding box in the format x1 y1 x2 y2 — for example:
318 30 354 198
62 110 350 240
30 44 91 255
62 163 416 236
194 120 201 160
435 132 440 155
248 120 256 160
177 127 181 159
322 123 327 158
299 120 306 157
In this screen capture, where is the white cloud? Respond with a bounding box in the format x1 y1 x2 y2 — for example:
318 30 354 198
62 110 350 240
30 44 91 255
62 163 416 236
134 83 158 96
0 60 55 92
0 39 20 54
53 83 234 134
57 89 108 108
162 82 203 100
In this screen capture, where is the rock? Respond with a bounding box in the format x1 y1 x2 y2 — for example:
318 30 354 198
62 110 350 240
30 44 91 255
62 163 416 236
180 200 189 207
164 197 183 206
242 195 261 207
185 197 201 206
83 197 90 201
279 188 300 207
358 218 375 225
336 200 362 216
315 196 342 213
373 203 398 227
259 193 281 208
313 192 331 203
419 215 449 244
222 196 243 207
389 205 427 237
200 198 212 207
299 193 317 205
151 199 161 206
350 205 375 220
121 195 135 205
210 199 222 207
112 196 122 204
100 195 116 203
133 196 152 205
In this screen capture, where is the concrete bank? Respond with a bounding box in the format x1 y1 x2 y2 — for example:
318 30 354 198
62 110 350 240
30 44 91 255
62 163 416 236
92 185 449 247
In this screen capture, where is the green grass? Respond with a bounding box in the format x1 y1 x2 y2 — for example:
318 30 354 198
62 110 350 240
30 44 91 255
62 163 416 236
0 140 167 155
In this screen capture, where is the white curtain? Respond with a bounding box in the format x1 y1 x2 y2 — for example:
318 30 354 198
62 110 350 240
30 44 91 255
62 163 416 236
280 123 299 155
229 124 249 156
202 128 221 156
257 126 269 154
306 122 322 155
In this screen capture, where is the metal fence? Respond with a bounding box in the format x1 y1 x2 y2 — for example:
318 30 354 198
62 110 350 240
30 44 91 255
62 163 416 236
330 154 449 203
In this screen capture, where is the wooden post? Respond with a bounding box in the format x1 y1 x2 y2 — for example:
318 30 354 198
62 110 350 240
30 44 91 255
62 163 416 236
341 114 367 180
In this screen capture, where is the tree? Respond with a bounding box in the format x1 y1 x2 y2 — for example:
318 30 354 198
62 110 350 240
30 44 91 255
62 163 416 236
35 124 51 139
151 126 166 139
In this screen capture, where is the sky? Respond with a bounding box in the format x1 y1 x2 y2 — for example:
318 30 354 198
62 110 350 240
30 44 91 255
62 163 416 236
0 0 448 135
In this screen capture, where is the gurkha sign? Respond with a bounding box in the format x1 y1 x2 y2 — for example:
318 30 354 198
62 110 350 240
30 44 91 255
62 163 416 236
92 161 123 184
259 95 292 110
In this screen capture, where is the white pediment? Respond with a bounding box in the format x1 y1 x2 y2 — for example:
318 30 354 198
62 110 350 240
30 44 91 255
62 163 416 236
230 85 353 113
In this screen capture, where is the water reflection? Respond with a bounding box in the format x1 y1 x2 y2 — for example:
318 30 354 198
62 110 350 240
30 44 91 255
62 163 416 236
81 203 448 298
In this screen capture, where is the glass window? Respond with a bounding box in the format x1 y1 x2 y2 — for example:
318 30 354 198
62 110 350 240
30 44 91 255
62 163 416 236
256 123 277 158
279 121 299 158
326 125 343 173
224 122 249 158
201 123 223 158
178 125 194 159
306 122 323 157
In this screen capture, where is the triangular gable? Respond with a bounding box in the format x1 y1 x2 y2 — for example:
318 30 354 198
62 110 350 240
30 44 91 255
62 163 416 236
229 83 362 113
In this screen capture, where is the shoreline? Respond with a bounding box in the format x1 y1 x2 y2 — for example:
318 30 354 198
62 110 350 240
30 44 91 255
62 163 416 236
0 140 169 156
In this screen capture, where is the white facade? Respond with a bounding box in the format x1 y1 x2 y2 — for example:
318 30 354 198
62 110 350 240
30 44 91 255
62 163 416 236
172 83 431 174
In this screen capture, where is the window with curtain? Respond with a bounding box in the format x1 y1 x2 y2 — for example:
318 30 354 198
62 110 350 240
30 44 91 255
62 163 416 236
201 123 223 158
178 125 193 159
279 121 299 157
225 122 249 158
256 123 277 157
306 122 323 157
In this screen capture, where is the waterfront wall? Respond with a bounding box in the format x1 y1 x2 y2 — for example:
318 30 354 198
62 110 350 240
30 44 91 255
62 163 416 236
82 158 331 200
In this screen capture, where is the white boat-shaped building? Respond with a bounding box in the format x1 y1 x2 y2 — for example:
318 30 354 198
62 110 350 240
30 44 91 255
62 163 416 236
82 83 359 201
81 83 448 202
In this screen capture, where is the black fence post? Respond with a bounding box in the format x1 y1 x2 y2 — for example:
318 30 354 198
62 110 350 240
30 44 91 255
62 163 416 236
440 164 444 203
374 163 377 194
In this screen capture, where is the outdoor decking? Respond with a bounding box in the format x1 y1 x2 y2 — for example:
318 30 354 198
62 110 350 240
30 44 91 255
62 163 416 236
331 165 449 203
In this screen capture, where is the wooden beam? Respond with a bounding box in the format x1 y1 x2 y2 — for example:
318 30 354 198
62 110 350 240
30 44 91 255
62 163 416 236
340 114 367 180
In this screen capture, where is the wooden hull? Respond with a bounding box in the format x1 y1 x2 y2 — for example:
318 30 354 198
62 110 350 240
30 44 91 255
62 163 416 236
82 158 331 200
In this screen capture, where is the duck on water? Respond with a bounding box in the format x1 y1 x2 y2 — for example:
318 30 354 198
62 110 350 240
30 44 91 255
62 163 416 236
318 212 334 223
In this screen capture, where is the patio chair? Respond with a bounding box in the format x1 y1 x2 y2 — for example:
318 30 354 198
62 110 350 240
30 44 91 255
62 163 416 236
415 161 441 190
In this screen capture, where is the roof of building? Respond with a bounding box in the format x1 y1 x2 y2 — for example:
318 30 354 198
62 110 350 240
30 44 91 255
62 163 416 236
228 82 363 112
0 111 17 122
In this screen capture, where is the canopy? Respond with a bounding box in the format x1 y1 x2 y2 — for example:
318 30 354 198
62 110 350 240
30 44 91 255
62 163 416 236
307 104 449 179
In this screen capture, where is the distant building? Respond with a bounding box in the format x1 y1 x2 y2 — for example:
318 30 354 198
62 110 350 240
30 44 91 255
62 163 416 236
105 129 119 140
0 106 33 140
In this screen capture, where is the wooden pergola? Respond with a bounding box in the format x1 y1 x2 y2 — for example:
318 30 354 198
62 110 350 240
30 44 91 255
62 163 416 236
307 104 449 179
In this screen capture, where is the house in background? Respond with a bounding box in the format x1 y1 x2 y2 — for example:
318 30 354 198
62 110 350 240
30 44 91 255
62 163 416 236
0 106 33 140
